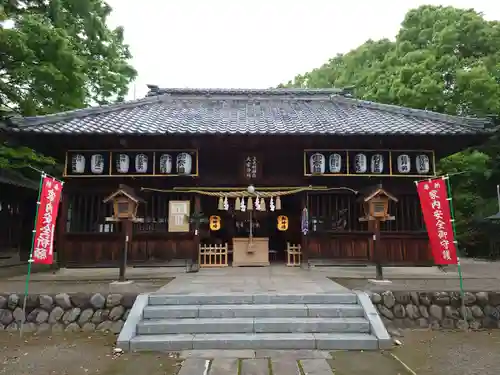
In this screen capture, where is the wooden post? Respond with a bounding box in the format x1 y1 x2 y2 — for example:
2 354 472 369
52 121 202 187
192 196 201 264
120 220 132 282
301 192 309 267
55 190 69 268
373 219 384 280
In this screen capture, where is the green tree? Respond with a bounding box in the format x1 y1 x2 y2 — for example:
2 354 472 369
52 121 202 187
281 5 500 256
0 0 137 171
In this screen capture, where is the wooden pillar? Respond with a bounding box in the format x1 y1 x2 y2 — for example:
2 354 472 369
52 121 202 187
300 192 309 266
55 190 69 267
192 195 201 263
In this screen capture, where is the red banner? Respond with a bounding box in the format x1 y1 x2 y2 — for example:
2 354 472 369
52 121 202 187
416 178 458 265
32 177 63 264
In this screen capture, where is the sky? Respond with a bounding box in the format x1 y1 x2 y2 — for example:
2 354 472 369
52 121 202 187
105 0 499 99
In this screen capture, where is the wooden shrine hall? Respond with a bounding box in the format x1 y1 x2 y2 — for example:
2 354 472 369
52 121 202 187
1 87 493 268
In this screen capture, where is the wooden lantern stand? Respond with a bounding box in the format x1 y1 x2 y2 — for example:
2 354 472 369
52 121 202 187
103 185 144 282
358 184 398 282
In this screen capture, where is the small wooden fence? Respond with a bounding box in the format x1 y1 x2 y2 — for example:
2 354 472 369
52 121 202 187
198 243 229 268
286 243 302 267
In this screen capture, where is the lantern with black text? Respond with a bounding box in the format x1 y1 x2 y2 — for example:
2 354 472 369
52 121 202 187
209 215 221 231
277 215 289 231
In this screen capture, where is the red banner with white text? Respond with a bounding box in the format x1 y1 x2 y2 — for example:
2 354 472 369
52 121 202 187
416 178 458 265
32 177 63 264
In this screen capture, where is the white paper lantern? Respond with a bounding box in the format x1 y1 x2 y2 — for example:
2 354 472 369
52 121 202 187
71 154 86 174
135 154 148 173
309 153 325 174
91 154 104 174
354 153 367 173
416 154 430 174
329 153 342 173
116 154 129 173
176 152 193 175
370 154 384 174
397 154 411 173
159 154 172 174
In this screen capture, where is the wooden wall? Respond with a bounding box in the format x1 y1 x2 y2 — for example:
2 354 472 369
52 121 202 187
0 184 36 260
54 134 433 266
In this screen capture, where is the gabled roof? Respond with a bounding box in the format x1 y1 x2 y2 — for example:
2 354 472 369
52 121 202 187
103 184 145 204
2 87 494 136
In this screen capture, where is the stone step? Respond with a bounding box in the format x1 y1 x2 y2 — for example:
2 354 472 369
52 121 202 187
148 293 358 305
142 303 365 319
137 317 370 335
130 332 379 351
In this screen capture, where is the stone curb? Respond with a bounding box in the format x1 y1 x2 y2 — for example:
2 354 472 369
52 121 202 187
354 291 392 349
117 293 149 351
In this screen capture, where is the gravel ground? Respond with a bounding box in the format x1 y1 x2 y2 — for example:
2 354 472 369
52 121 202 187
0 333 181 375
393 330 500 375
1 331 499 374
330 277 500 291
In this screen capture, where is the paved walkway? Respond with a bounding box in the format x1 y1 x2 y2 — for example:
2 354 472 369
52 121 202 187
155 267 350 294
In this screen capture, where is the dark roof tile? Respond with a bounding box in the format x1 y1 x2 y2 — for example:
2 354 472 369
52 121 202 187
6 88 493 136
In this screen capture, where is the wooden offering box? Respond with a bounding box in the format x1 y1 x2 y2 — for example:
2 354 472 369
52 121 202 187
232 237 270 267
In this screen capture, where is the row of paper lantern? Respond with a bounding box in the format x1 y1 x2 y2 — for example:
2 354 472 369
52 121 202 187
71 153 193 174
309 153 430 174
217 196 282 212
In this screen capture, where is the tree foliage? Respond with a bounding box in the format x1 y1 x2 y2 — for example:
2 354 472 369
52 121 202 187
0 0 137 171
280 5 500 256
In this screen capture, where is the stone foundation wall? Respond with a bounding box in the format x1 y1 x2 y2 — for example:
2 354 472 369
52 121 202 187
370 291 500 330
0 293 138 333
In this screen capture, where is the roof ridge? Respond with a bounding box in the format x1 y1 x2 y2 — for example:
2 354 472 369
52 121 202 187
146 86 352 97
331 95 491 129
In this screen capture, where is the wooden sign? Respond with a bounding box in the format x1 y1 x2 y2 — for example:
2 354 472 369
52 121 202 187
243 155 260 180
64 150 198 177
277 215 289 231
168 200 190 232
209 215 221 231
304 149 435 177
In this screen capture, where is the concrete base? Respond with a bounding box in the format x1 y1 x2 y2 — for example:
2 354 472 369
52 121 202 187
109 280 139 292
367 279 393 285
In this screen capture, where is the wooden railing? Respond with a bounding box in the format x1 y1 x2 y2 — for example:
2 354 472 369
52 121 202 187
199 243 229 268
286 243 301 267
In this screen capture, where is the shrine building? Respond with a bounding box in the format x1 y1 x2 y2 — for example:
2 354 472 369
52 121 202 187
1 87 493 268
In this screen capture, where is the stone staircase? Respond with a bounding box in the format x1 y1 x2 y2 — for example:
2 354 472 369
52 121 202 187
117 291 391 351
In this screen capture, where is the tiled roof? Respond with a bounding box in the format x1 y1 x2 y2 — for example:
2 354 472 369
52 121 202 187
4 87 493 136
0 169 39 190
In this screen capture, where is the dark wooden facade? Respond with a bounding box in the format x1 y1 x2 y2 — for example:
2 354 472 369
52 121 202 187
4 88 492 268
35 134 471 267
0 177 37 262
